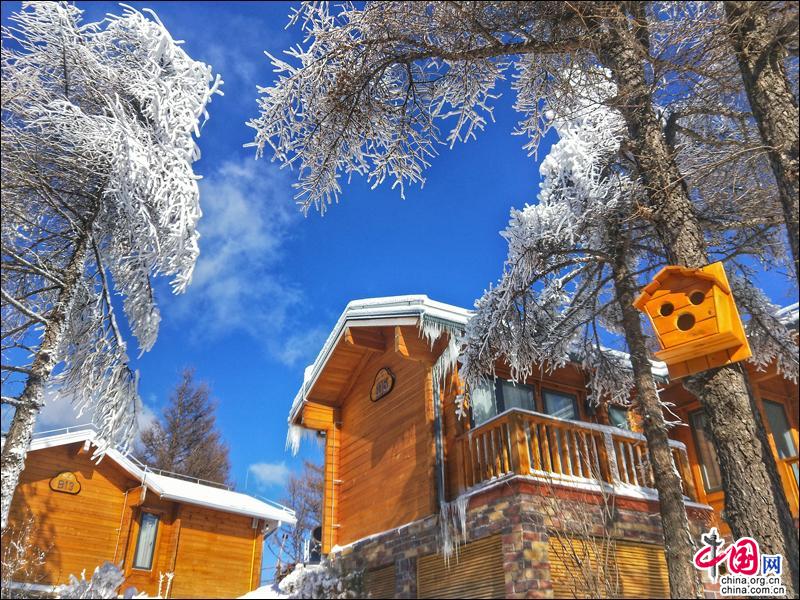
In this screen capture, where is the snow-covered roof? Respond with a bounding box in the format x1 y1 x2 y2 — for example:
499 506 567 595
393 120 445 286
27 428 296 525
775 302 799 328
288 295 798 424
289 295 471 422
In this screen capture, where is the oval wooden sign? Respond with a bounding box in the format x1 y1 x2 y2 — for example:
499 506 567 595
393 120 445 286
50 471 81 495
370 367 395 402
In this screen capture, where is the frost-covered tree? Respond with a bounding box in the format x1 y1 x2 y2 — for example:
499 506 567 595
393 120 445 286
248 2 799 594
462 68 704 596
724 1 799 280
0 2 221 529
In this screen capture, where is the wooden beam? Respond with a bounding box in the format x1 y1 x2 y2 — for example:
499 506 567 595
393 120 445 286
394 325 410 358
302 402 337 431
343 327 386 352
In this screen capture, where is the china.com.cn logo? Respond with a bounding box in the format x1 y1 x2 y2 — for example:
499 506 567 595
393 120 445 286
693 527 786 597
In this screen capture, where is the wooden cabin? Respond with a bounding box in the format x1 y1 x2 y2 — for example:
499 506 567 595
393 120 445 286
287 295 798 599
3 428 296 598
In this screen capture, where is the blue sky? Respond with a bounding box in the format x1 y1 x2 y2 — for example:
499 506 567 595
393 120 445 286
2 1 797 508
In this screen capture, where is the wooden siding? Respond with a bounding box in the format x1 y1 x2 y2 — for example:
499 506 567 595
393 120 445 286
548 537 669 599
416 534 505 599
337 344 436 547
5 442 139 586
4 442 264 598
169 504 261 598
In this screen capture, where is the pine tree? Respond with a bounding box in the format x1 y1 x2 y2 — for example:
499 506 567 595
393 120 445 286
137 369 231 485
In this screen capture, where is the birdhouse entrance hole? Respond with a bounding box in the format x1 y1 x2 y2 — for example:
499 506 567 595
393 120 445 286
659 302 674 316
676 313 695 331
689 291 705 305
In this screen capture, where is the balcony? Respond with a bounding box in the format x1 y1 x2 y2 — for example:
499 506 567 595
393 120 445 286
452 408 698 502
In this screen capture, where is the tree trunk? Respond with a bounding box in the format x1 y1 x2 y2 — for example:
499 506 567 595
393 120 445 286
724 1 800 281
612 237 704 599
0 232 90 531
596 8 799 597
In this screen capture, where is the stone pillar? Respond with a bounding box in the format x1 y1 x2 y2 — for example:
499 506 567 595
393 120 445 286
501 502 552 599
395 557 417 599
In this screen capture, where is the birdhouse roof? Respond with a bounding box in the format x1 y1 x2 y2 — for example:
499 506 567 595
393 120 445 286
633 265 730 309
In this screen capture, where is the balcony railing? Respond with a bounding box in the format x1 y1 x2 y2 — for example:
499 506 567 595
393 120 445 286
452 408 697 502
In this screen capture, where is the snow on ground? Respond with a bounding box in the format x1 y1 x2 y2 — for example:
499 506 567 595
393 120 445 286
239 583 289 599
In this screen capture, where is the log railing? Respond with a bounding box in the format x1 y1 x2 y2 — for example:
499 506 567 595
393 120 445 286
453 408 697 502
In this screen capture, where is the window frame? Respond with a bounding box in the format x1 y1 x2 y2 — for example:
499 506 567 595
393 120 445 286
540 387 579 421
607 405 630 431
689 409 723 493
761 398 798 459
495 379 536 413
131 510 160 571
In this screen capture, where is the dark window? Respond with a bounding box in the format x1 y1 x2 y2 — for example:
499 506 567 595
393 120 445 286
607 405 630 430
542 389 578 421
132 512 159 570
689 410 722 492
496 380 535 412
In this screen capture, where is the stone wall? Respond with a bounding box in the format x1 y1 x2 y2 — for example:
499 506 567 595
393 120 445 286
329 476 716 599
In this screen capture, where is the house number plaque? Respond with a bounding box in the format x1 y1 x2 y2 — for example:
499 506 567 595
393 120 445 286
370 367 395 402
50 471 81 495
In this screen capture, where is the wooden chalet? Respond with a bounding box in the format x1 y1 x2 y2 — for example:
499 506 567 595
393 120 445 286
288 295 798 599
3 428 296 598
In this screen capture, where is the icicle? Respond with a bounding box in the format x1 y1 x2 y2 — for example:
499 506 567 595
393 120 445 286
420 314 464 391
439 495 469 565
285 423 322 455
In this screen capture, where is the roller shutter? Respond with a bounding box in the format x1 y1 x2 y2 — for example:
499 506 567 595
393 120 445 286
365 563 396 599
417 534 505 599
548 536 669 599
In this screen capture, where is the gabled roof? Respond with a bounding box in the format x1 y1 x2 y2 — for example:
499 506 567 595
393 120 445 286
288 294 797 425
289 295 471 422
633 264 730 309
27 428 296 525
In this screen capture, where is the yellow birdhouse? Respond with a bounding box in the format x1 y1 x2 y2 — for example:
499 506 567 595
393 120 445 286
633 261 751 379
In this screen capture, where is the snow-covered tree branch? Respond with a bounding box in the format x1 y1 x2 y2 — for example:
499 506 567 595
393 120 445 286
0 2 222 530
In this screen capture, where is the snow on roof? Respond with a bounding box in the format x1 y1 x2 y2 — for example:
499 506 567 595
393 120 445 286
288 295 798 425
289 295 471 421
28 428 296 525
775 302 799 328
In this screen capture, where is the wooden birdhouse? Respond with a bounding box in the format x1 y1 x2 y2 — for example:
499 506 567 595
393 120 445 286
633 261 751 379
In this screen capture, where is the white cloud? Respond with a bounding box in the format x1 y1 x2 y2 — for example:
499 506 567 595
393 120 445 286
272 326 329 367
33 386 157 440
248 461 290 489
165 158 322 367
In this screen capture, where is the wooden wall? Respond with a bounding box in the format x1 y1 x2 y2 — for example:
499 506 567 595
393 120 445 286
5 442 138 586
4 442 263 598
336 333 437 547
169 504 262 598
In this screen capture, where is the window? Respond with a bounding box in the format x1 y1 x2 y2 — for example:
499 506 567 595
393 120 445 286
497 380 535 412
608 405 630 430
690 411 722 492
470 381 498 426
763 399 799 484
469 379 534 426
132 512 159 570
542 389 578 421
